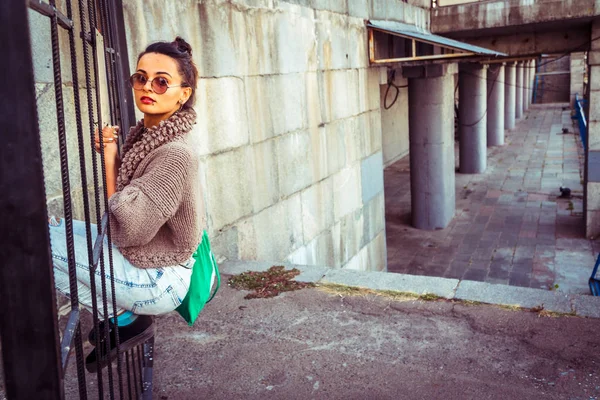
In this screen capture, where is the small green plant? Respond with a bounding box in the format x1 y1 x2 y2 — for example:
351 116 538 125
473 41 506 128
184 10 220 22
228 266 314 299
567 201 574 211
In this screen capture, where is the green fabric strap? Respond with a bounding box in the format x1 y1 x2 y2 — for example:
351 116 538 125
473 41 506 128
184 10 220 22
175 231 220 326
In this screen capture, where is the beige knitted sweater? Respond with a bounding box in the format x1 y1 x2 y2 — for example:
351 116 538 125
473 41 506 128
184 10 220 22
108 110 205 268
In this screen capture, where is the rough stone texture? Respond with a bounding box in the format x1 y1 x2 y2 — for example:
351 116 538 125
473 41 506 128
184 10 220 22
570 53 586 107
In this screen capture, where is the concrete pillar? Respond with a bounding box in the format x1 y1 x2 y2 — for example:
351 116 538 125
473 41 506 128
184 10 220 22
487 64 505 146
505 62 516 130
586 21 600 237
404 64 456 230
459 64 487 173
515 62 524 119
530 60 537 105
570 52 586 107
523 61 530 112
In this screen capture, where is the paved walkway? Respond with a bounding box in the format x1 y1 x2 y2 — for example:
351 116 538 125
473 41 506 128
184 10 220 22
384 103 598 295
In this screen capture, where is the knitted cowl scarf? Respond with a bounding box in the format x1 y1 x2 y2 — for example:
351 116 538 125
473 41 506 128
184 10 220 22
117 108 196 192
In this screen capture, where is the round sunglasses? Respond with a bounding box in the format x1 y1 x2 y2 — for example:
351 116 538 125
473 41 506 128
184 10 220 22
129 73 188 94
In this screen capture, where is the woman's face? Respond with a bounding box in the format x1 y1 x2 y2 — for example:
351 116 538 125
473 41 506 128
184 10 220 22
133 52 191 118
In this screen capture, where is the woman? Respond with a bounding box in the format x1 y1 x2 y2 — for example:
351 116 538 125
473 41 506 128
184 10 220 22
49 37 207 372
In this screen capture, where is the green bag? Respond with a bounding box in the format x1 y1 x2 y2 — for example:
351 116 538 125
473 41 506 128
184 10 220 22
176 231 220 326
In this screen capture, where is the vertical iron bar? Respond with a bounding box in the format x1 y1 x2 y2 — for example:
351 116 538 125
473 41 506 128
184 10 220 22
125 352 134 400
48 0 89 394
136 346 144 393
87 0 118 396
141 338 155 399
64 0 107 394
131 349 140 400
76 0 105 394
0 1 63 398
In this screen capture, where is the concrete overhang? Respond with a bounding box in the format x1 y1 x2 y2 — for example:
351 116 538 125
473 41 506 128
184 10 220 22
367 20 506 65
432 0 600 35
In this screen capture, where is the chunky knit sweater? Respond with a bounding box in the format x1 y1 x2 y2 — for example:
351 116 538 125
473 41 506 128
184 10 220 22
108 109 205 268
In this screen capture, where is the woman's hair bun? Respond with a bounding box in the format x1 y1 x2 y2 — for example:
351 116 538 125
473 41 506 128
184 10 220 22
173 37 192 56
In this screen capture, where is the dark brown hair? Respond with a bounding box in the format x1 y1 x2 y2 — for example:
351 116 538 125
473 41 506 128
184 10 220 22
138 37 199 109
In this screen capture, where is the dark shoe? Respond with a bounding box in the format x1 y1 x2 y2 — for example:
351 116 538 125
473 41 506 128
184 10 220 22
85 315 155 373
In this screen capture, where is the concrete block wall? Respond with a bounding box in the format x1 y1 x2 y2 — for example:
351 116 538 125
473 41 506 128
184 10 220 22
122 0 430 271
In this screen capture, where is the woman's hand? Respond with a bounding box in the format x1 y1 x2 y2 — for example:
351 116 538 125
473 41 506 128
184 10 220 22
94 125 120 166
94 125 120 198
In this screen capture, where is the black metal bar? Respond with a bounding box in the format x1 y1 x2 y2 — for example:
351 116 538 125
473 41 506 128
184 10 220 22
141 338 155 399
87 1 118 396
91 211 109 270
125 351 134 400
60 308 81 369
131 348 140 399
48 0 89 394
0 1 63 399
28 0 74 30
76 0 106 393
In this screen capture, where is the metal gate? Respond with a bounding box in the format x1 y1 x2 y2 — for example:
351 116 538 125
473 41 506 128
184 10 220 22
0 0 153 398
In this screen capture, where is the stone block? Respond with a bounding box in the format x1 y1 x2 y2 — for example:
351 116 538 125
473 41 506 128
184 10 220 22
362 191 385 246
361 151 384 204
277 130 314 197
321 69 361 122
269 73 308 136
301 177 335 243
381 76 409 164
310 0 347 15
271 2 318 74
588 182 600 211
333 164 362 221
589 120 600 151
347 18 369 70
320 269 459 298
592 20 600 51
343 116 367 166
308 126 329 182
287 228 336 267
454 281 573 314
403 2 429 30
348 0 370 19
325 118 347 176
197 77 249 155
387 0 406 22
251 139 280 212
245 74 307 144
238 194 304 261
367 109 384 155
571 295 600 318
589 151 600 182
210 225 239 262
367 67 382 111
366 231 387 271
333 207 364 265
205 146 254 231
343 244 369 271
588 65 600 92
586 209 600 238
195 1 250 77
306 72 323 129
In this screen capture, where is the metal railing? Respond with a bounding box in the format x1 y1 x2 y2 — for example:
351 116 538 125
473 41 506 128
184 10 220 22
575 93 587 150
0 0 152 398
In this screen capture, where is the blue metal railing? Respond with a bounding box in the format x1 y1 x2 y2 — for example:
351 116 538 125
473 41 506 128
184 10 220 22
574 93 587 150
